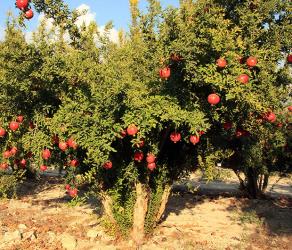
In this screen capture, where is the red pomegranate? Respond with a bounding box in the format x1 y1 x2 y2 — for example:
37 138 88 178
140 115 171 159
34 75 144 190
277 123 283 128
40 165 48 171
136 139 145 148
24 9 34 20
265 112 276 123
127 124 138 136
42 149 51 160
16 115 24 123
134 151 144 162
67 137 78 149
237 74 249 84
70 159 79 167
9 121 19 131
246 56 257 67
199 131 205 135
216 58 227 68
10 147 18 156
3 151 11 159
287 54 292 64
103 161 113 170
288 106 292 112
0 163 8 170
147 163 156 171
69 188 78 198
59 142 68 151
65 184 71 191
223 122 233 130
146 154 156 164
120 130 127 138
208 94 220 105
16 0 29 10
20 159 26 168
159 67 171 79
170 132 181 143
0 128 6 137
190 135 200 145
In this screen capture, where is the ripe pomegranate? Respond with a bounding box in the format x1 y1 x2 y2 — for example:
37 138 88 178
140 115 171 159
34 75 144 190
265 112 276 122
65 184 71 191
246 56 257 67
10 147 18 156
159 67 171 79
208 94 220 105
42 149 51 160
16 0 29 10
170 132 181 143
146 154 156 164
9 121 19 131
103 161 113 170
237 74 249 84
199 131 205 135
40 165 48 171
70 159 79 167
29 121 35 129
127 124 138 136
288 106 292 112
24 9 34 20
16 115 24 123
59 142 68 151
190 135 200 145
147 163 156 171
277 123 283 128
3 151 11 159
216 58 227 68
134 151 144 162
0 128 6 137
287 55 292 64
67 137 78 149
20 159 26 168
69 188 78 198
0 163 8 170
223 122 233 130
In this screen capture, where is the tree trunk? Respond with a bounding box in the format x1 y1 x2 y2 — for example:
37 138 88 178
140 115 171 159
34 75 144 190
262 174 269 193
100 192 117 225
246 167 259 198
155 185 171 223
131 182 149 246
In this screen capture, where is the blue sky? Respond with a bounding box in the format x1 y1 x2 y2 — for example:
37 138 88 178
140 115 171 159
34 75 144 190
0 0 179 35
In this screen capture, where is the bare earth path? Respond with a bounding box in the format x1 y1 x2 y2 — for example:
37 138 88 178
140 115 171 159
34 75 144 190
0 176 292 250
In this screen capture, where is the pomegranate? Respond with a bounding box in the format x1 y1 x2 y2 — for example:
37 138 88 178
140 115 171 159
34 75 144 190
190 135 200 145
10 147 18 156
265 112 276 123
134 151 144 162
246 56 257 67
216 58 227 68
65 184 71 191
67 137 78 149
16 115 24 123
0 163 8 170
287 54 292 64
288 106 292 112
0 128 6 137
103 161 113 169
208 94 220 105
127 124 138 136
159 67 171 79
69 188 78 198
146 154 156 164
170 132 181 143
16 0 29 10
20 159 26 168
120 130 127 138
237 74 249 84
9 121 19 131
147 163 156 171
59 141 68 151
40 165 48 171
42 149 51 160
136 139 145 148
3 151 11 159
70 159 79 167
24 9 34 20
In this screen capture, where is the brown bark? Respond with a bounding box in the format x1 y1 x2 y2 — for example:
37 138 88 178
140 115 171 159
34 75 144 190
262 174 269 193
100 192 117 225
131 182 149 246
155 185 171 223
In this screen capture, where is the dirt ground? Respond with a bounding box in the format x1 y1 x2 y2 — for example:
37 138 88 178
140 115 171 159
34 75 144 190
0 176 292 250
